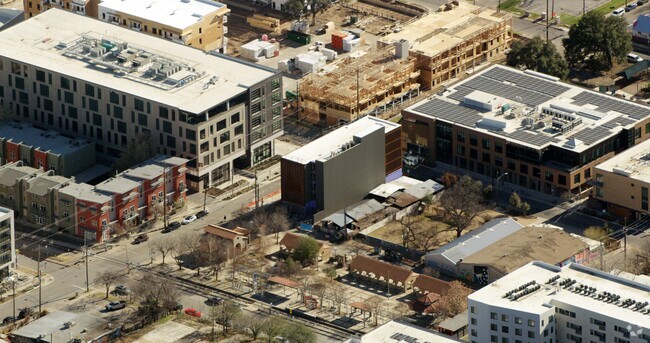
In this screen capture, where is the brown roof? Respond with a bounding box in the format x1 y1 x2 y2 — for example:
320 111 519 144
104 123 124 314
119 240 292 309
267 276 300 288
233 227 250 235
279 232 323 250
388 191 419 208
204 225 248 241
413 275 451 295
350 301 371 312
349 255 415 284
460 226 589 275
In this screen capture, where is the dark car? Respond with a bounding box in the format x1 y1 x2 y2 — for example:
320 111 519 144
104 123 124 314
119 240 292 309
105 300 127 311
640 0 648 5
626 2 638 11
132 233 148 244
205 296 224 306
173 303 183 311
196 210 209 219
113 285 131 295
162 221 181 233
2 316 15 325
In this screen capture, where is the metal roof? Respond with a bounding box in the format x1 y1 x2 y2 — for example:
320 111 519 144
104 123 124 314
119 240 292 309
403 179 444 199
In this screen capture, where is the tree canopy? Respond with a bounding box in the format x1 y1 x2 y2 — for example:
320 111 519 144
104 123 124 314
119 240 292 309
283 0 305 19
507 36 568 79
562 11 631 72
440 175 486 237
291 236 320 264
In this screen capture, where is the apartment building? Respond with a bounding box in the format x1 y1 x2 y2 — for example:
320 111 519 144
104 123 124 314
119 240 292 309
0 122 95 177
22 172 71 226
402 65 650 196
0 162 40 212
380 2 512 90
592 138 650 220
0 208 16 276
23 0 229 52
56 182 113 242
281 116 401 221
0 10 282 191
468 261 650 343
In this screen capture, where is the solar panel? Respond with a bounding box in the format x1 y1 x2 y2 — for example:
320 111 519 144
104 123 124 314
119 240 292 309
567 126 612 145
601 117 636 129
571 91 650 120
447 86 474 102
501 130 559 147
482 67 570 97
461 76 552 106
412 99 482 127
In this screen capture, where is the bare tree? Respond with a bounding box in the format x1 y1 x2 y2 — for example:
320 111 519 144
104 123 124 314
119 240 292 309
261 318 287 343
269 207 291 244
95 270 122 298
327 282 348 315
308 277 329 309
114 132 156 171
152 238 174 265
0 103 13 124
180 233 203 276
203 236 228 282
130 274 181 322
237 312 265 340
366 296 386 326
434 281 472 319
440 175 486 238
251 208 270 240
211 300 241 335
171 239 185 271
399 214 421 248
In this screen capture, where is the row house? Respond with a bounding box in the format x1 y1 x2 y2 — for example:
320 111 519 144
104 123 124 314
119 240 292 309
0 162 40 211
22 172 71 226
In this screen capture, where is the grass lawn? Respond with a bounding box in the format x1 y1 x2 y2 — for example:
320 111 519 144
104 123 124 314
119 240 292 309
559 0 629 28
499 0 520 12
560 13 581 27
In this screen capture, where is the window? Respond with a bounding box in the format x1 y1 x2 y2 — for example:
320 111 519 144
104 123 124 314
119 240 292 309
490 312 497 320
15 76 24 90
252 116 262 128
520 163 528 174
457 131 465 142
220 132 230 143
64 91 74 104
138 113 148 126
85 84 95 97
231 112 240 123
272 120 282 132
272 106 281 118
117 121 127 134
235 125 243 136
501 314 509 322
527 331 535 338
482 138 490 149
502 326 509 333
134 98 144 111
574 173 581 184
217 119 227 131
272 92 281 104
61 77 71 90
271 78 281 90
471 317 477 325
89 99 98 112
162 121 172 134
251 102 261 113
515 328 522 336
528 320 535 327
643 187 648 211
39 84 49 97
469 135 477 146
495 142 503 153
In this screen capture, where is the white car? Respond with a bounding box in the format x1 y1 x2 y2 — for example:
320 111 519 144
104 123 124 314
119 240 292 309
612 8 625 16
627 53 643 63
182 215 197 225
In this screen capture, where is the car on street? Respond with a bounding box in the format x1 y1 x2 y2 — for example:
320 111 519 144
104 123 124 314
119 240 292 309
113 285 131 295
105 300 127 311
132 233 148 244
640 0 649 5
182 215 197 225
628 53 644 63
173 303 183 311
626 3 638 11
205 296 224 306
196 210 209 219
612 8 625 15
2 316 15 325
184 308 202 317
162 221 181 233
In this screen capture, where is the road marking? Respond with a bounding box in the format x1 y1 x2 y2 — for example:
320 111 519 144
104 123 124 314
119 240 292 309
71 284 86 290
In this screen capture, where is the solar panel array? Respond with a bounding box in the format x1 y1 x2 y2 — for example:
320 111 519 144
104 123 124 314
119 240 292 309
412 98 482 127
502 130 560 147
602 117 637 129
459 76 552 106
481 67 570 97
567 126 612 145
447 87 475 103
571 91 650 120
390 333 420 343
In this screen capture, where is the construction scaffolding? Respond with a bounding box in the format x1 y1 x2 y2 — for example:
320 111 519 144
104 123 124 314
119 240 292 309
299 46 419 125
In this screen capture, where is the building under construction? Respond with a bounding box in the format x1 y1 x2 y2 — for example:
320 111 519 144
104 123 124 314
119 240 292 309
381 1 512 90
299 43 419 125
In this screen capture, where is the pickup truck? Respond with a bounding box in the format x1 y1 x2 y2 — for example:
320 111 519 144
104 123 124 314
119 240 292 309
105 301 127 311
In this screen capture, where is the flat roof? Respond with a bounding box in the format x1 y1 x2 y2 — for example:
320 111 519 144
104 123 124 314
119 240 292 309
461 225 588 275
284 116 400 164
11 311 112 342
344 320 464 343
382 3 509 58
99 0 228 31
405 65 650 153
596 137 650 182
0 207 13 216
27 173 70 196
0 164 40 187
124 155 188 180
469 261 650 325
0 9 276 114
0 122 92 156
59 182 112 204
96 175 140 195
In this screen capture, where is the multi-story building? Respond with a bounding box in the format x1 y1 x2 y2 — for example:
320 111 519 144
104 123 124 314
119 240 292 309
281 116 401 220
0 9 282 191
0 122 95 177
591 138 650 220
23 0 229 52
468 261 650 343
402 65 650 196
0 162 41 212
0 207 16 276
380 2 512 90
22 172 71 226
56 182 113 242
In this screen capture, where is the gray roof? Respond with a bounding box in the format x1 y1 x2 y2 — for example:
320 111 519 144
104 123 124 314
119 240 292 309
0 165 39 187
346 199 384 221
10 311 113 342
403 179 444 199
95 176 140 195
437 310 469 332
27 174 70 196
58 183 112 204
0 122 92 156
124 155 188 180
0 8 22 30
427 217 523 265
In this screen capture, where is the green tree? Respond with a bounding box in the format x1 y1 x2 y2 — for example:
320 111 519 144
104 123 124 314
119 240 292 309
507 36 568 79
518 202 531 216
583 225 610 241
440 175 486 238
291 236 320 264
563 11 631 72
509 192 522 211
261 318 287 343
308 0 332 25
285 322 317 343
283 0 305 20
114 132 156 171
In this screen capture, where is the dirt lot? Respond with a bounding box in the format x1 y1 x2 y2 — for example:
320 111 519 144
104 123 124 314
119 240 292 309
369 209 506 251
316 2 415 35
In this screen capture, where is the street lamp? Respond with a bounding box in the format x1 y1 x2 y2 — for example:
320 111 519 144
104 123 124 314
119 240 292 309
495 172 508 208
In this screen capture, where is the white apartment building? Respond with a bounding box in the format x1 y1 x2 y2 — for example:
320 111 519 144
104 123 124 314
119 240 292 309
468 261 650 343
0 207 16 275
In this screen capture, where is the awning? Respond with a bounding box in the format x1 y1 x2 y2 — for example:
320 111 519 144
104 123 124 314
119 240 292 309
267 276 300 289
620 60 650 79
350 301 371 312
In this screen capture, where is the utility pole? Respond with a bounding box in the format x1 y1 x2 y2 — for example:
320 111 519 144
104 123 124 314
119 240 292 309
624 226 628 263
84 235 89 293
356 68 360 118
599 237 604 270
38 247 42 313
254 170 259 210
583 0 586 15
11 279 15 319
498 0 501 13
546 0 550 42
203 188 208 212
163 165 168 232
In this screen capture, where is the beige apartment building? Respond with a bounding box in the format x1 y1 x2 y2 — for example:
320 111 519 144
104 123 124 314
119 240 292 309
592 138 650 220
22 172 71 226
23 0 229 52
0 10 283 191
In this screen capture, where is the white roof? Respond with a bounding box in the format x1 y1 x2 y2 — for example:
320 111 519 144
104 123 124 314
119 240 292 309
343 320 463 342
59 182 113 204
469 261 650 327
96 176 141 195
284 116 400 164
0 9 276 114
99 0 227 31
596 137 650 182
0 122 92 156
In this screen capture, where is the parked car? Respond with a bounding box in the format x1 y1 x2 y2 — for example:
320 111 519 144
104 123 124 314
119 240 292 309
173 303 183 311
196 210 209 219
627 53 644 63
626 3 637 11
162 221 181 233
113 285 131 295
612 7 625 15
105 301 127 311
2 316 15 325
182 215 197 225
184 308 202 317
17 308 32 319
205 296 224 306
639 0 649 5
132 233 148 244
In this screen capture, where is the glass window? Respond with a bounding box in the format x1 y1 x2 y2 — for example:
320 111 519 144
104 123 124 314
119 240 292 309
217 119 227 131
134 98 144 111
85 84 94 97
